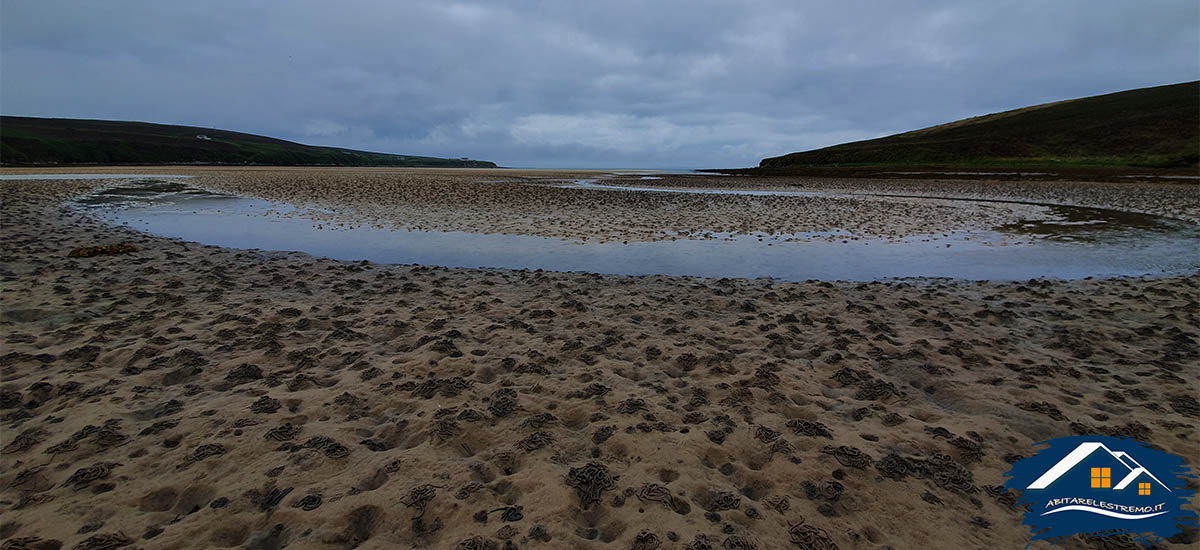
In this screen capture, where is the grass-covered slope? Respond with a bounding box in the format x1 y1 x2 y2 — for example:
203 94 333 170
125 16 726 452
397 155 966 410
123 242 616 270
761 81 1199 169
0 116 497 167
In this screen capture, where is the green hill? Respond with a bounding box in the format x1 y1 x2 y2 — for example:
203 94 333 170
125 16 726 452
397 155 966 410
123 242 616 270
0 116 498 167
760 81 1199 169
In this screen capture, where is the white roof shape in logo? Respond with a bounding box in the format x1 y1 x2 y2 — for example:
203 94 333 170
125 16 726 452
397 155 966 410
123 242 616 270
1026 441 1172 491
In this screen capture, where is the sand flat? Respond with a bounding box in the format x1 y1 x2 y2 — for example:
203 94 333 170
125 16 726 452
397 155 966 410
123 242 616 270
0 169 1197 549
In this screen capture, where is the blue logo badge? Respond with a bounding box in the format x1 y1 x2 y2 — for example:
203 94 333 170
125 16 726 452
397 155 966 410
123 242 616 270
1005 435 1198 544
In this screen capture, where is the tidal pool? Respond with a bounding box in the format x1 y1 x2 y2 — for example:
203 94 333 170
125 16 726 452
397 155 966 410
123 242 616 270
74 178 1200 281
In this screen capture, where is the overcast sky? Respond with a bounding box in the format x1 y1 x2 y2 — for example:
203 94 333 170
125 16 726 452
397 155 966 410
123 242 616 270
2 1 1196 168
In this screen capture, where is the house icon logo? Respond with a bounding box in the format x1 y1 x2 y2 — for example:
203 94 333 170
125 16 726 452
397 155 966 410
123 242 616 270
1026 441 1171 517
1005 435 1197 545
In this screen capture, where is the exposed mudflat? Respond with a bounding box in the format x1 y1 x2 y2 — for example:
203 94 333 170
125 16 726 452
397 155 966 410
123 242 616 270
0 168 1197 550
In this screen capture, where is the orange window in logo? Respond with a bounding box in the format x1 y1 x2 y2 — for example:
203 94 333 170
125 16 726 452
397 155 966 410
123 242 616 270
1139 483 1151 496
1090 467 1111 488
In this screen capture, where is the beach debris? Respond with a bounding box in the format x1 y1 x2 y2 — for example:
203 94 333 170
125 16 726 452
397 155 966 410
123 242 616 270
916 453 977 494
636 483 690 514
62 463 118 490
491 451 519 475
567 383 610 399
630 530 663 550
803 481 844 502
292 493 323 511
67 243 138 258
400 484 441 518
923 426 954 439
1081 532 1152 550
323 442 350 458
433 418 462 441
528 525 550 541
520 412 558 428
616 398 648 414
704 491 742 512
786 419 832 438
455 482 484 500
592 425 615 444
982 485 1017 509
754 425 780 443
853 379 902 401
788 521 838 550
12 493 56 511
2 428 46 453
300 435 333 449
566 462 617 509
494 525 518 539
487 388 518 417
821 446 872 469
457 408 485 422
250 396 281 414
454 536 498 550
224 363 263 385
257 486 293 511
950 436 985 463
4 537 64 550
412 377 473 399
770 439 794 455
1016 401 1065 420
69 532 133 550
190 443 226 461
494 505 523 522
764 495 790 513
138 399 184 420
1169 394 1200 417
264 423 301 441
515 431 553 451
830 367 867 387
8 466 51 492
722 535 758 550
876 453 916 481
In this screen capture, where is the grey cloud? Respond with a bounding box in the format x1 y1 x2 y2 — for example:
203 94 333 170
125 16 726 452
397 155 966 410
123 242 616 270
2 1 1196 168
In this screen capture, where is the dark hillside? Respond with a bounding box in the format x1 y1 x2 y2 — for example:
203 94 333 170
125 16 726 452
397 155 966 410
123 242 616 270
0 116 497 167
760 81 1199 169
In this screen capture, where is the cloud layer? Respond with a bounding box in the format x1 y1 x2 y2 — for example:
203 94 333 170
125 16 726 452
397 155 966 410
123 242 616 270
3 1 1196 167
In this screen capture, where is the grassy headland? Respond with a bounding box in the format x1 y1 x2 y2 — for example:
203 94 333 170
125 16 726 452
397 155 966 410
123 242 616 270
758 81 1199 172
0 116 497 167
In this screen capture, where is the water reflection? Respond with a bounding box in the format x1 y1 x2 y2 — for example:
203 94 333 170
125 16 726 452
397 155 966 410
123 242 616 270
73 179 1200 281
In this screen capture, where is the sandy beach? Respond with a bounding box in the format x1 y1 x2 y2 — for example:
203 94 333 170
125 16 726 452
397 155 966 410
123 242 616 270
1 168 1197 549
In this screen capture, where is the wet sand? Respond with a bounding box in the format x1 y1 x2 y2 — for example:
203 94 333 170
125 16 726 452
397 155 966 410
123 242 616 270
0 169 1198 549
188 169 1200 243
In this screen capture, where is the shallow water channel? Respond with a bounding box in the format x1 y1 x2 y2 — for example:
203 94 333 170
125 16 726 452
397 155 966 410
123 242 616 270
72 178 1199 281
